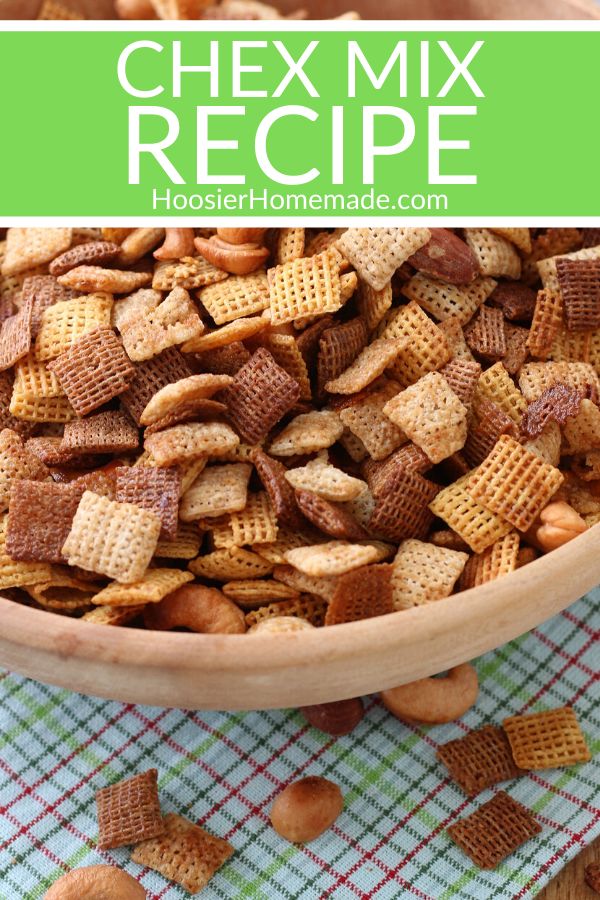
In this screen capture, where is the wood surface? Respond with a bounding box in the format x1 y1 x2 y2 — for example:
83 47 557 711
0 524 598 710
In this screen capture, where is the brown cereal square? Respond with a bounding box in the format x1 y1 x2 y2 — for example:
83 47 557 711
503 706 591 769
6 480 81 564
194 342 251 376
49 241 120 276
463 399 519 469
115 466 180 540
556 258 600 331
252 449 305 529
48 326 135 416
223 348 301 444
317 318 367 397
437 725 525 796
62 410 139 454
465 306 507 360
295 489 369 541
120 348 192 425
368 468 438 542
439 359 481 409
447 792 541 869
324 563 393 625
521 383 583 438
96 769 163 850
21 275 80 337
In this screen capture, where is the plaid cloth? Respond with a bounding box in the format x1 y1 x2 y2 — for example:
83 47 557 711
0 590 598 900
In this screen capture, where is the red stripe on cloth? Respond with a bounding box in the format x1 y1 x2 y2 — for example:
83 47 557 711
0 757 118 872
0 703 134 817
532 630 595 678
561 608 598 639
511 811 600 900
0 706 171 854
127 707 370 899
518 633 597 715
529 770 600 817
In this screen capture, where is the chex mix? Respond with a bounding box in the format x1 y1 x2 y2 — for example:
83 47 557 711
0 226 598 895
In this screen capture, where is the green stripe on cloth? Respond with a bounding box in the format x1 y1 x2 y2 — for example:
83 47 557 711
0 589 598 900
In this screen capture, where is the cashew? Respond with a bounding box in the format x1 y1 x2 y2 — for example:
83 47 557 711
144 584 246 634
536 500 587 552
381 663 478 724
217 227 268 245
270 776 343 843
153 228 196 260
44 865 146 899
249 616 314 633
194 235 270 276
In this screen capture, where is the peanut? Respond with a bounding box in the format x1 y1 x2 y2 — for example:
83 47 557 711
536 500 587 552
270 776 343 843
217 227 268 245
249 616 314 633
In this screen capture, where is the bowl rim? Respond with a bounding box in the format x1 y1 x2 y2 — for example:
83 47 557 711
1 522 598 674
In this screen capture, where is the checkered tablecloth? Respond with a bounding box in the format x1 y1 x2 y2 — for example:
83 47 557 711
0 589 598 900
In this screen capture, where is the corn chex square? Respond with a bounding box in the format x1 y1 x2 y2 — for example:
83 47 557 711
383 372 467 464
62 491 161 583
391 538 467 610
429 472 512 553
199 271 270 325
503 706 591 769
338 227 431 291
180 463 252 521
268 250 343 325
402 273 496 325
380 301 452 387
467 435 564 531
35 293 113 361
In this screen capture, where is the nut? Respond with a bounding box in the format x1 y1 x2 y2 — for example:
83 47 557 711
217 227 268 245
144 584 246 634
270 776 343 843
407 228 479 284
153 228 196 260
118 228 165 265
195 235 270 275
44 865 146 900
249 616 314 633
585 863 600 894
536 500 587 552
381 663 478 724
300 698 364 735
115 0 156 16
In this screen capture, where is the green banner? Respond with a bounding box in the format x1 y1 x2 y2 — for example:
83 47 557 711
0 28 598 218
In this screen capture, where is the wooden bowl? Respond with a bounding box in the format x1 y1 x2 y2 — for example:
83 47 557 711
1 524 598 710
